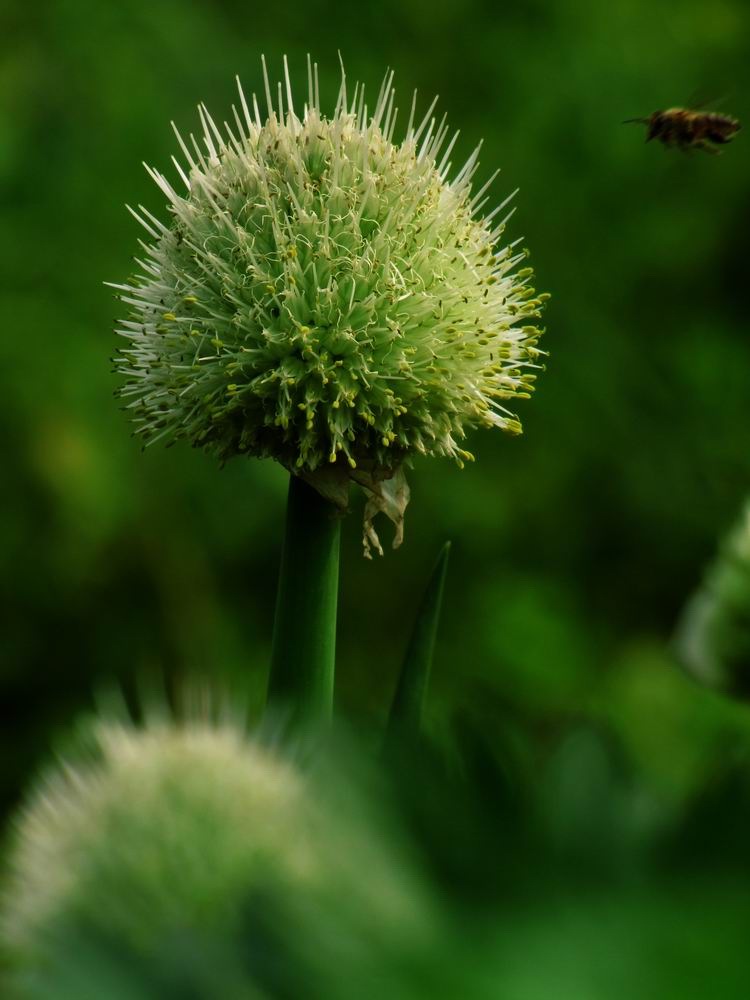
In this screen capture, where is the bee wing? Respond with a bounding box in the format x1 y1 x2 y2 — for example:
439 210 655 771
686 89 733 112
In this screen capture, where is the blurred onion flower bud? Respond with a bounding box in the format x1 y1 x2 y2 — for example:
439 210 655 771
2 715 433 997
3 721 312 957
112 57 546 549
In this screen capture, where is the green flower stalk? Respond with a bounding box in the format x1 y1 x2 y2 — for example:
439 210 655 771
112 56 547 553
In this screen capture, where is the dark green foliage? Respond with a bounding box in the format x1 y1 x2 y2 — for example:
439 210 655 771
676 501 750 696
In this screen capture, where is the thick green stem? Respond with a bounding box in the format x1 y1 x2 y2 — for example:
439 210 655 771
267 473 341 728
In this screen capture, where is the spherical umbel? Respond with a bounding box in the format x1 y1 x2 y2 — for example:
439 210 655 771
111 57 547 552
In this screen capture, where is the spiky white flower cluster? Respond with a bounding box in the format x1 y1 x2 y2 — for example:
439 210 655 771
113 57 546 488
3 720 314 951
2 713 434 992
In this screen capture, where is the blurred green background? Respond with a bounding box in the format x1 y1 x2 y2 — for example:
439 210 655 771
3 0 750 988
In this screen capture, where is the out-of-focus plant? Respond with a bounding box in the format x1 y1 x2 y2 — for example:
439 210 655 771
676 499 750 696
2 711 439 999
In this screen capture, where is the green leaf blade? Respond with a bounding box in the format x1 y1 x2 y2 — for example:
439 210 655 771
387 541 451 739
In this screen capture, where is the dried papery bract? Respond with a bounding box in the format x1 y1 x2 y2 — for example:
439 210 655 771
112 56 546 553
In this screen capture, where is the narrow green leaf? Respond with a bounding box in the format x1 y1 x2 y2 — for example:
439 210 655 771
387 541 451 738
267 474 341 730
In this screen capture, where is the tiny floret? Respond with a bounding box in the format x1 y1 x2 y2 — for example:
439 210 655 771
112 57 547 552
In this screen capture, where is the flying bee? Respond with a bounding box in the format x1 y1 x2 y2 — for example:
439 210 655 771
623 107 741 153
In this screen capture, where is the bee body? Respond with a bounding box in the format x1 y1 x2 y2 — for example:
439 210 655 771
625 107 740 153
